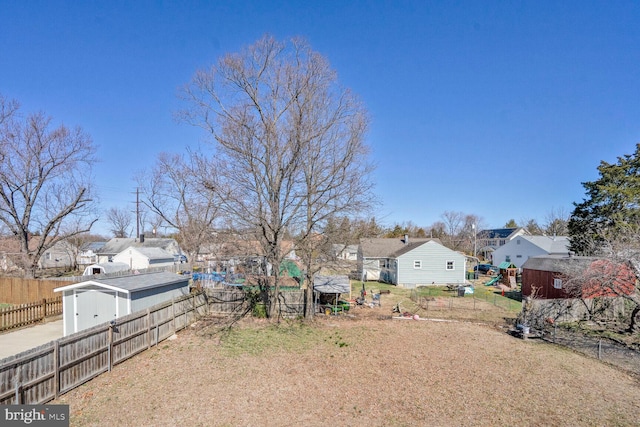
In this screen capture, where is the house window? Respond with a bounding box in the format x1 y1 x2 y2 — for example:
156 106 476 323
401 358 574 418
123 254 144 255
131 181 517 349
517 239 521 245
45 252 51 261
516 255 522 258
553 278 563 289
506 255 510 262
413 260 421 269
446 260 454 270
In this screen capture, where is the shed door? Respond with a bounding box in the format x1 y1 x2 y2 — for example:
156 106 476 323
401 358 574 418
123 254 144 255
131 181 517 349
74 290 117 333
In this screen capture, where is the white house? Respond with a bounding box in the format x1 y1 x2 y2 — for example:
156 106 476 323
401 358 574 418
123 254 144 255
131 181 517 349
476 227 530 262
97 237 182 264
54 272 190 336
359 236 466 288
492 235 570 269
112 246 176 270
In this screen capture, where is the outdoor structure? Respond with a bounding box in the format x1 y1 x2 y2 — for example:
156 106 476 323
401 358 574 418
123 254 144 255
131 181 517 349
358 236 466 288
492 235 570 268
112 247 176 270
54 272 190 336
497 261 518 288
520 255 636 324
96 236 182 264
313 275 351 311
476 227 529 263
82 262 130 276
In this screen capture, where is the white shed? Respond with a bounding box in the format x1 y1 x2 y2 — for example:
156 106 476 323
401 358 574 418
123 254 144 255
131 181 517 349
54 272 190 336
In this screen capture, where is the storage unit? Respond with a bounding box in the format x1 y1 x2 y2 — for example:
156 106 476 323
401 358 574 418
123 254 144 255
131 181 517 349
54 272 190 336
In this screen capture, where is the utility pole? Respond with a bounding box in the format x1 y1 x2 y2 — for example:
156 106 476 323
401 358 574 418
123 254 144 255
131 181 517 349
136 188 140 239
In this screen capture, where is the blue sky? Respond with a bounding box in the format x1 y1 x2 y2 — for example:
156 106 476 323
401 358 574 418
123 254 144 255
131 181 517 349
1 1 639 236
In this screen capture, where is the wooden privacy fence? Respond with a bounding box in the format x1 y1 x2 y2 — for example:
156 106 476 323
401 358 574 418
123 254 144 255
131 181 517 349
0 296 63 332
0 278 72 305
0 292 207 406
205 288 306 317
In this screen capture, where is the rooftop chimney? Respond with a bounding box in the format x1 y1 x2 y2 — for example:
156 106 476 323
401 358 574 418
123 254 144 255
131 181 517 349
404 234 409 244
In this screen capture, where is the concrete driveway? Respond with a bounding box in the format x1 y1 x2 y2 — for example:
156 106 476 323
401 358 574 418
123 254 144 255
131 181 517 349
0 319 64 360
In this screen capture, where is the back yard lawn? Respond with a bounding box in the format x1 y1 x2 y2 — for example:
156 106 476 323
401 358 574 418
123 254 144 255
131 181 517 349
55 313 640 426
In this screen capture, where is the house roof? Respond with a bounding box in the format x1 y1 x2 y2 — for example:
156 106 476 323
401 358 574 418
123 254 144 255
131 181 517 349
98 238 179 255
477 227 528 240
81 241 107 252
128 246 174 261
360 237 442 258
518 235 570 254
55 272 188 294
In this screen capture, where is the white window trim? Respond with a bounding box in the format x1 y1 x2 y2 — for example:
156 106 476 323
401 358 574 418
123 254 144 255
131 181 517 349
446 260 455 270
413 260 422 269
553 278 562 289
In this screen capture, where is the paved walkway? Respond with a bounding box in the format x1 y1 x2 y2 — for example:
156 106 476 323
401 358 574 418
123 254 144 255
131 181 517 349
0 320 64 360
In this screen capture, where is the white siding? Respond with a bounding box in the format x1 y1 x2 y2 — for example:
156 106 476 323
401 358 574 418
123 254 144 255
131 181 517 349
493 238 546 269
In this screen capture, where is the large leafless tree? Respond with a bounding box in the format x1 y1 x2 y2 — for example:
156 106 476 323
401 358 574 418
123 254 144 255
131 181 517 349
0 95 98 277
179 35 374 317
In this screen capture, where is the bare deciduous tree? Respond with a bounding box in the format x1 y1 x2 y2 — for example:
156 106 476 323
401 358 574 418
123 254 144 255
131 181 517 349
136 151 220 270
106 207 133 238
0 95 98 277
544 207 569 237
179 35 374 317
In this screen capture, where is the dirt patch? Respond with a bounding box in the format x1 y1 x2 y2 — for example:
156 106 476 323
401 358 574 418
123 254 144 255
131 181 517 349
55 313 640 426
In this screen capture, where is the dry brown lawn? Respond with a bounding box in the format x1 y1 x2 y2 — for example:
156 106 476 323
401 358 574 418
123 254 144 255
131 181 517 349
54 300 640 427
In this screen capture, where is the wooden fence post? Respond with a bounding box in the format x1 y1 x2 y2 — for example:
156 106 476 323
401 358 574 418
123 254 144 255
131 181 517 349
146 308 152 350
108 324 114 372
54 340 60 398
42 298 47 320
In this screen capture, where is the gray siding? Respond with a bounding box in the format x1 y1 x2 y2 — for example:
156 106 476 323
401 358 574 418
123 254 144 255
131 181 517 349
129 282 190 313
397 241 466 288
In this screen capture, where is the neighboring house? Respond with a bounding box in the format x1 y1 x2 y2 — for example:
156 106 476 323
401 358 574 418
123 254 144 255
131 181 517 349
358 236 466 288
38 240 77 270
476 227 530 263
96 237 182 264
77 241 107 266
82 262 130 276
54 272 190 336
333 244 358 261
112 246 176 270
492 235 570 269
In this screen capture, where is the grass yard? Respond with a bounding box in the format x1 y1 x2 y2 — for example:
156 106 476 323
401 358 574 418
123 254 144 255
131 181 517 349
54 288 640 427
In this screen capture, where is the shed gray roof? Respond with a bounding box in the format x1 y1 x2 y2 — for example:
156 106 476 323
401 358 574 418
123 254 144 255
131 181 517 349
522 255 596 273
313 275 351 294
55 272 188 293
360 238 442 258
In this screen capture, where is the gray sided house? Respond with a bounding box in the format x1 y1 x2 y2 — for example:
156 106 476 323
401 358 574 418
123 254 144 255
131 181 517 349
359 237 466 288
54 272 190 336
